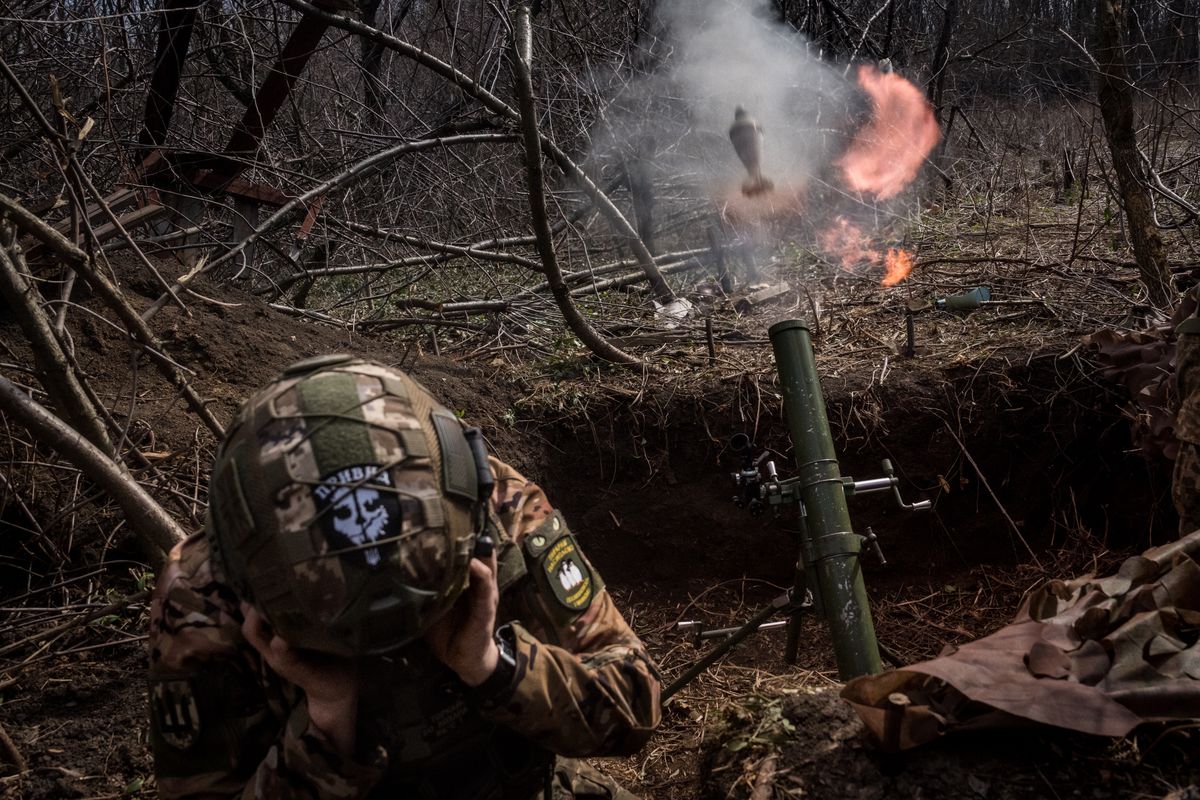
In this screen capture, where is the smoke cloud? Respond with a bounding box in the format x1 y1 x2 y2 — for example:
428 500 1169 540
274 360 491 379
591 0 936 287
659 0 850 192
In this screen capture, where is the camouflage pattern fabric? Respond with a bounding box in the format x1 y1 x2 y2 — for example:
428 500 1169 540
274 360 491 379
207 358 479 656
1175 316 1200 532
842 529 1200 748
148 457 661 799
552 759 639 800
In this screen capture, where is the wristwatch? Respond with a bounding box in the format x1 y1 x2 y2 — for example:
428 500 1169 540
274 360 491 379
472 624 517 703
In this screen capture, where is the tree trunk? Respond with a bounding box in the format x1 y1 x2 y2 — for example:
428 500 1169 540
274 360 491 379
929 0 959 124
359 0 386 116
626 137 657 256
1097 0 1173 307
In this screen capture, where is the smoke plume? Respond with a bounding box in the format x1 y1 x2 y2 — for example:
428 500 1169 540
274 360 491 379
660 0 850 191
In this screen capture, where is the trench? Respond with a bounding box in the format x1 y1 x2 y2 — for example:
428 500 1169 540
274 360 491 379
532 354 1175 599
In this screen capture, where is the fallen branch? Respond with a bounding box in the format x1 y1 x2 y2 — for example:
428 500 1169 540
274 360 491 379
0 719 26 774
0 193 226 438
569 258 706 297
517 247 712 299
0 376 185 565
268 303 487 333
0 229 115 457
338 223 542 270
509 4 637 365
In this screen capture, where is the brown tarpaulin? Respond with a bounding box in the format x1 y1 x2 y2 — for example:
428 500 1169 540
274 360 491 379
842 531 1200 749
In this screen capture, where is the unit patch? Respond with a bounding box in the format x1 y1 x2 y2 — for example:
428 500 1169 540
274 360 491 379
150 678 201 750
313 464 401 567
542 531 594 611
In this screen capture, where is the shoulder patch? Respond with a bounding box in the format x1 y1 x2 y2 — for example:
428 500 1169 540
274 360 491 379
150 677 201 751
524 512 596 612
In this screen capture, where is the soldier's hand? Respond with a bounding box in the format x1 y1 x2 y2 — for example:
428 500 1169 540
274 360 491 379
424 550 500 686
241 602 358 756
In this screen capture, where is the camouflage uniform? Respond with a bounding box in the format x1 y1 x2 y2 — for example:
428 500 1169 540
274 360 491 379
1175 316 1200 533
148 456 660 799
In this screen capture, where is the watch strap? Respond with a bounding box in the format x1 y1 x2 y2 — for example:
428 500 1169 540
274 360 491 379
471 624 518 705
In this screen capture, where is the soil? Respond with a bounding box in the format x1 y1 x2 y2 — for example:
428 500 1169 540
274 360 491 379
1 256 1194 799
2 651 151 800
703 688 1198 799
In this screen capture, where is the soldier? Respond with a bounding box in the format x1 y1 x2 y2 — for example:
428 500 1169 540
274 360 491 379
1176 314 1200 533
147 355 661 799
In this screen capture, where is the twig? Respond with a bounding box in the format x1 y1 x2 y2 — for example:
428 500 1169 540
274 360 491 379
749 753 778 800
0 720 26 774
942 421 1041 566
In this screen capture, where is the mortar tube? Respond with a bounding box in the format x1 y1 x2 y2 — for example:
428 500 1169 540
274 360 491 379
768 319 882 680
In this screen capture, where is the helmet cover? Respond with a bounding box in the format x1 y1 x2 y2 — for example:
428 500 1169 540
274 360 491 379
207 355 480 655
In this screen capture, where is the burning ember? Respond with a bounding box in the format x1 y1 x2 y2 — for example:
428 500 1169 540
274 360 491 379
820 217 915 287
838 65 940 200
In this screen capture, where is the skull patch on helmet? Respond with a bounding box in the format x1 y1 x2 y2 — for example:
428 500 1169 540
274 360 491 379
313 465 402 567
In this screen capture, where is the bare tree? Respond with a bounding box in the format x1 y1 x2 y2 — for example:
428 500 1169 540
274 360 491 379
1097 0 1173 306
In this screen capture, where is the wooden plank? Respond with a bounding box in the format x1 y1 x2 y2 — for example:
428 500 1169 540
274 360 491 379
188 171 294 206
49 187 139 234
84 204 167 245
735 283 791 313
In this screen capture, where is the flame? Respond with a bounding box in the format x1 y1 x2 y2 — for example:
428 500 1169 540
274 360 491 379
819 217 916 286
838 65 940 200
882 248 913 286
819 217 880 269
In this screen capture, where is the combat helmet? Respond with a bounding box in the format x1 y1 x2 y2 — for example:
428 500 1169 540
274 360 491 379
207 355 490 656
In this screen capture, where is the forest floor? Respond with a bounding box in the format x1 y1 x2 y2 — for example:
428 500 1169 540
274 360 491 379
2 193 1199 798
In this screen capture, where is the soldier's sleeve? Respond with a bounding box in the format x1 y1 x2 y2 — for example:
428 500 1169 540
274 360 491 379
1177 315 1200 444
148 533 386 799
481 458 662 757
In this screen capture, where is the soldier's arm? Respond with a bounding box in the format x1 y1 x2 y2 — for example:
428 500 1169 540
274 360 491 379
480 458 662 757
1178 314 1200 405
148 535 385 799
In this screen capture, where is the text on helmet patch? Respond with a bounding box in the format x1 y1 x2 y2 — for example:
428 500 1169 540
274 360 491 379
313 465 401 568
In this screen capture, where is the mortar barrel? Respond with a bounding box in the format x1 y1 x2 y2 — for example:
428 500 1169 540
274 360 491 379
768 319 882 679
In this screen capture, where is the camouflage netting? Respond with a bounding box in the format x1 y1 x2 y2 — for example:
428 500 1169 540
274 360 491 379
842 530 1200 749
1081 292 1198 462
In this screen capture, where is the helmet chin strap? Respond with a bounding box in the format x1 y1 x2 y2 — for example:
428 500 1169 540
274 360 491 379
463 427 496 558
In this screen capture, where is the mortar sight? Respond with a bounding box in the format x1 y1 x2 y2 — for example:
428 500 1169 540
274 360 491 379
729 434 768 514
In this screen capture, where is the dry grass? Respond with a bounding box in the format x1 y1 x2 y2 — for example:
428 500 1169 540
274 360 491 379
598 528 1131 800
